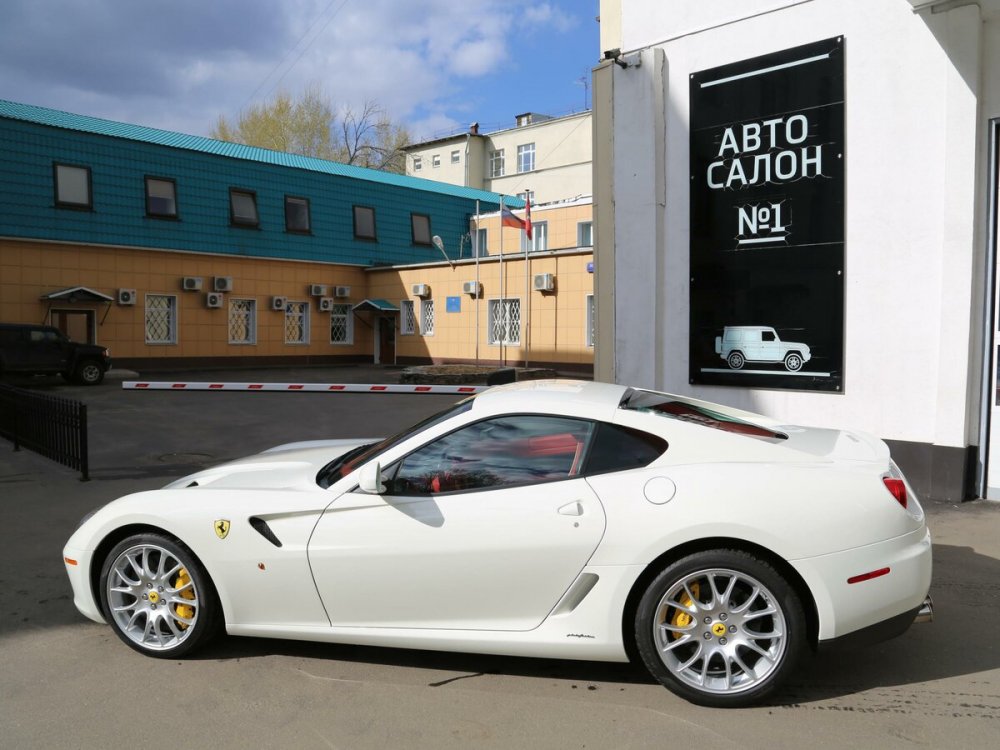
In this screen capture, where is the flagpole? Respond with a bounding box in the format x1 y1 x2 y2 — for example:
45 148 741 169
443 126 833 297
524 191 530 370
474 200 480 365
499 194 505 367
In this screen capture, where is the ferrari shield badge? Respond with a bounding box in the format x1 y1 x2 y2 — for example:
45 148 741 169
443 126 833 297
214 519 231 540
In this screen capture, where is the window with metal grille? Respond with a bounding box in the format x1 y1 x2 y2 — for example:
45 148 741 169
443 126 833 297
489 149 505 178
488 298 520 345
586 294 595 347
284 301 309 344
420 299 435 336
521 221 548 252
401 300 416 335
145 294 177 344
517 143 535 173
329 304 353 344
228 298 256 344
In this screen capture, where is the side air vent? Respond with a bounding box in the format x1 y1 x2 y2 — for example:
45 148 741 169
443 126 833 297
248 516 282 548
551 572 600 616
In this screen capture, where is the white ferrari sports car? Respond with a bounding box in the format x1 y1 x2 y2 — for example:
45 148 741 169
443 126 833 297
64 380 932 707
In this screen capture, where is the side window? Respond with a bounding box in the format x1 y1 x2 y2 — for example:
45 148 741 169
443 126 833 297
389 416 594 495
582 423 667 475
761 330 776 342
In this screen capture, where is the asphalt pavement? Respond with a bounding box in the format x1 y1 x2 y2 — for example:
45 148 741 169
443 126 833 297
1 366 998 749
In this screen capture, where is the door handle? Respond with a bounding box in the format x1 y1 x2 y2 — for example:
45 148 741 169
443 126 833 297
557 501 584 516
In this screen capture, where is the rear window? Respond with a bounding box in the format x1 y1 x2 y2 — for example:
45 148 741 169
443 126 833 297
620 389 786 440
583 423 667 475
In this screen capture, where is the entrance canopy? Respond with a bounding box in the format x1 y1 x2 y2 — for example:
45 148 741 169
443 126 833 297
352 299 399 313
40 286 114 303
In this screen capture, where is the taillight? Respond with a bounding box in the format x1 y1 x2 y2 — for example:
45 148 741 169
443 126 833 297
883 476 907 509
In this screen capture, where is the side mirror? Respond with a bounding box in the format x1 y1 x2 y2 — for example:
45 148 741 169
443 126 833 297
357 461 386 494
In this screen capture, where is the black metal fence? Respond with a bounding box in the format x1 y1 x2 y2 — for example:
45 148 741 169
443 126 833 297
0 384 89 480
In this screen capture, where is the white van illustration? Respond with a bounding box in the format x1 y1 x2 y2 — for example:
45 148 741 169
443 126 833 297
715 326 811 372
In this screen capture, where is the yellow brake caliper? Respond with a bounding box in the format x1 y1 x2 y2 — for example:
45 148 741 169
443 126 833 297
173 568 196 629
670 582 700 639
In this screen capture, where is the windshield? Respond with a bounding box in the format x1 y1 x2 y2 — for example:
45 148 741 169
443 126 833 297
620 389 786 440
316 398 475 487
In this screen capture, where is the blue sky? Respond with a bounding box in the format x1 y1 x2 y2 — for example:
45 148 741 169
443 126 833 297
0 0 599 142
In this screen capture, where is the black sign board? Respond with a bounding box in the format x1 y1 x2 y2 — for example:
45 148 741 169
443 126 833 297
689 37 844 392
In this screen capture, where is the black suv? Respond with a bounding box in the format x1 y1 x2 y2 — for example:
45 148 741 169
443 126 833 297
0 323 112 385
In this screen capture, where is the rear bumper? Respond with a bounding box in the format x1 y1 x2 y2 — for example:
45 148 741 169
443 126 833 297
792 525 932 642
817 595 932 651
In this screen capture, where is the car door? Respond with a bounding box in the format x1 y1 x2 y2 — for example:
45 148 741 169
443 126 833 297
308 415 607 631
28 328 70 372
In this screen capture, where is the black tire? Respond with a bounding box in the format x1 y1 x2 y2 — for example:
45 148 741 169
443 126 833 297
784 352 804 372
634 549 806 707
99 533 221 658
74 358 104 385
726 351 745 370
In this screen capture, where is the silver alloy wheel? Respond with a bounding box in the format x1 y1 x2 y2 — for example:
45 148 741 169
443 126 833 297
106 543 199 651
784 353 803 372
652 567 787 696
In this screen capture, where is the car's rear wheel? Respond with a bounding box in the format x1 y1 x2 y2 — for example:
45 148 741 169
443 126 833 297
99 533 220 657
634 550 805 707
74 359 104 385
727 351 745 370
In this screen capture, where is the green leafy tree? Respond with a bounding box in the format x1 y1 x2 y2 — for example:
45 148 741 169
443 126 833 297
211 88 410 174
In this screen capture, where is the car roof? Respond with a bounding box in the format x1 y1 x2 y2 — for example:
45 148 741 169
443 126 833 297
472 379 628 421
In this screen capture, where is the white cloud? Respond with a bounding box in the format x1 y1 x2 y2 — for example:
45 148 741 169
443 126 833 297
0 0 588 137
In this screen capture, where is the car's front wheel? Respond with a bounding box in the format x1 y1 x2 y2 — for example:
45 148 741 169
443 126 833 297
784 352 804 372
634 549 806 707
74 359 104 385
99 533 220 657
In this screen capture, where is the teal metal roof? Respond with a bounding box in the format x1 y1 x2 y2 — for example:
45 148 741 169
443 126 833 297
353 299 400 312
0 99 523 208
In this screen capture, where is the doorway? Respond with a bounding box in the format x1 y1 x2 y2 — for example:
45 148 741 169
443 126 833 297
51 309 96 344
377 317 396 365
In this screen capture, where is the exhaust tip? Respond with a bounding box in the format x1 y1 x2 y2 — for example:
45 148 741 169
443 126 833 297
914 595 933 624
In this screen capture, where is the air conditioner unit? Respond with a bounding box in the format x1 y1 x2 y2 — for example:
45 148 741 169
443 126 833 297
117 288 136 306
462 281 481 297
206 292 224 309
271 296 287 311
334 285 351 298
309 284 328 297
318 297 334 312
533 273 555 292
213 276 233 292
411 283 431 298
182 276 203 292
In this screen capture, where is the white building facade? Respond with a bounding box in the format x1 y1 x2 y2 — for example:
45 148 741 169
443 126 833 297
404 111 592 206
594 0 1000 501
